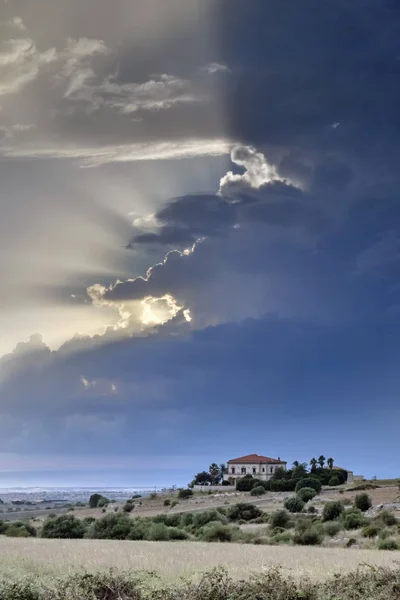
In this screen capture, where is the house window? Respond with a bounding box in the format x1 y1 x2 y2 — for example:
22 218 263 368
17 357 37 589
262 468 265 473
231 467 235 474
252 467 256 474
241 467 246 474
270 466 273 473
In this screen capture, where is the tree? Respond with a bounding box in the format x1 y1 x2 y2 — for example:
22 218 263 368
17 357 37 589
310 458 317 472
284 496 305 513
89 493 109 508
209 463 220 485
292 462 308 479
292 461 300 468
218 463 227 483
322 501 344 521
41 515 86 539
327 458 334 469
354 493 372 512
193 471 213 486
295 477 322 494
318 455 326 469
271 466 287 480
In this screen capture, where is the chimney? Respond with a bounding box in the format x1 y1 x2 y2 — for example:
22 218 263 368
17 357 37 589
278 457 280 461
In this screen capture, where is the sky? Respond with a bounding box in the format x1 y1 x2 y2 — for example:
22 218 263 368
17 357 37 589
0 0 399 487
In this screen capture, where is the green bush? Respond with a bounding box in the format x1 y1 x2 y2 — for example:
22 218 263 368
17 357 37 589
199 523 236 542
177 488 193 500
284 496 305 513
270 510 290 529
342 508 366 530
227 503 262 522
354 493 372 512
163 499 171 506
42 515 86 539
269 479 298 492
307 505 317 513
378 510 397 526
3 521 37 537
297 487 317 502
269 531 292 545
145 523 170 541
293 527 322 545
329 475 341 486
378 538 399 550
324 521 342 536
167 527 189 540
193 509 226 528
180 512 194 527
88 494 109 508
250 485 266 496
86 513 133 540
236 475 257 492
322 501 344 521
362 524 381 538
295 478 322 494
123 502 134 513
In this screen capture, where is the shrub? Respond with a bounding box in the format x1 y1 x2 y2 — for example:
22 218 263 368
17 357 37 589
88 494 109 508
322 501 344 521
354 493 372 512
236 475 256 492
324 521 342 536
307 505 317 514
180 512 194 527
297 487 317 502
378 510 397 526
145 523 170 541
378 538 399 550
284 496 305 513
3 521 37 537
343 508 365 530
362 524 381 538
42 515 86 539
178 488 193 500
346 537 357 547
227 503 262 522
123 502 134 513
164 499 171 506
269 479 298 492
269 531 292 545
295 478 322 494
167 527 189 540
293 527 323 545
270 510 290 529
86 513 133 540
250 485 266 496
329 475 341 486
199 523 236 542
193 509 226 528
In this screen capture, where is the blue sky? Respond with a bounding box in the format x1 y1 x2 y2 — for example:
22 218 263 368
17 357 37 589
0 0 399 486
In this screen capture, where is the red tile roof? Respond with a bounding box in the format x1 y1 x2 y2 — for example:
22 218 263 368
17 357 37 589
227 454 286 464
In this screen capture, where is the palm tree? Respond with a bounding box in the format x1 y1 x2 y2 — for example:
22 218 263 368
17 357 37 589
292 461 300 468
219 463 227 483
318 455 326 469
310 458 317 472
209 463 220 485
327 458 334 469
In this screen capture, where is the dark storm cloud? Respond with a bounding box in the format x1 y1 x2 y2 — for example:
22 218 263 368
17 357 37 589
1 312 400 460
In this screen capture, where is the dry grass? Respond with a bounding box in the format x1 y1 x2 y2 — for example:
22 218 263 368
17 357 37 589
1 537 399 583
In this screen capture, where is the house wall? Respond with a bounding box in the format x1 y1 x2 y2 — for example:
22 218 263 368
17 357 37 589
225 462 286 482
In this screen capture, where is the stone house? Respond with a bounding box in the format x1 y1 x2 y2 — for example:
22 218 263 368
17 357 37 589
224 453 287 483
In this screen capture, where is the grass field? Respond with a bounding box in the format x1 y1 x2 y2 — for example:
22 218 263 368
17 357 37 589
1 537 399 583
